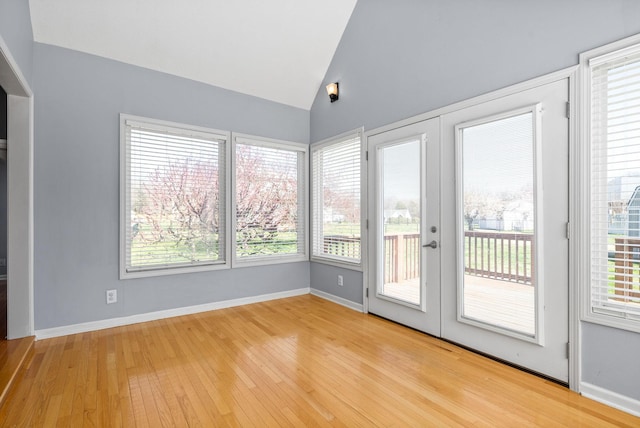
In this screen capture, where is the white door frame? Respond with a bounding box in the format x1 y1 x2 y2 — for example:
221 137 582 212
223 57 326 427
363 66 580 391
0 35 35 339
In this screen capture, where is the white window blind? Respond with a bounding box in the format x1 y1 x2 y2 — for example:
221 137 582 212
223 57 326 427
122 117 227 275
234 137 307 260
590 44 640 323
311 132 361 264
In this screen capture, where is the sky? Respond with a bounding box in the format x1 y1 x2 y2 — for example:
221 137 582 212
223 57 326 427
462 112 533 196
382 139 421 203
379 111 535 208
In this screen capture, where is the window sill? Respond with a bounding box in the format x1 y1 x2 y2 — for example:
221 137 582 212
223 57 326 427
582 310 640 335
120 261 230 280
310 257 362 272
232 254 308 268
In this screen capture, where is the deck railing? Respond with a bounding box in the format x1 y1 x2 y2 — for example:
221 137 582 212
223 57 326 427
323 235 361 259
324 230 534 285
612 237 640 302
383 233 421 283
464 230 533 284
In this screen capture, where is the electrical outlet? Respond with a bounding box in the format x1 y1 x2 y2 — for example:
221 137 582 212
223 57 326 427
337 275 344 286
106 289 117 304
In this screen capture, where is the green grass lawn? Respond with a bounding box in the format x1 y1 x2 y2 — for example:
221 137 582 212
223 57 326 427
323 221 420 236
130 219 532 282
464 232 533 281
130 220 301 267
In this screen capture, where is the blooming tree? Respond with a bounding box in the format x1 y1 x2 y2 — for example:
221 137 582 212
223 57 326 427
235 144 298 255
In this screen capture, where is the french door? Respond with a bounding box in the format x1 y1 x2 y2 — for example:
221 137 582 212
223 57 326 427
366 78 570 382
367 118 440 336
441 78 569 382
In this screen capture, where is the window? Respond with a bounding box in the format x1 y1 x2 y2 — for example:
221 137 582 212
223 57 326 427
120 115 229 278
232 134 308 264
311 130 362 267
582 36 640 331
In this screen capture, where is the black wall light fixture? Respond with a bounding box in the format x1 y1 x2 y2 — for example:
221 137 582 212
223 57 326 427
326 82 339 102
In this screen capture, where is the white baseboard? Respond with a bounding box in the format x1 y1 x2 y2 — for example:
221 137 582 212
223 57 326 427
35 287 310 340
310 288 364 312
580 382 640 417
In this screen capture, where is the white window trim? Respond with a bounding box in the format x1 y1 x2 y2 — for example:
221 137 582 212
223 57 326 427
310 128 364 271
119 114 231 279
579 33 640 334
231 133 309 268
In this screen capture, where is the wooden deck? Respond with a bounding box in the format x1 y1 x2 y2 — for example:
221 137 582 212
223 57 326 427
383 275 535 334
0 295 637 426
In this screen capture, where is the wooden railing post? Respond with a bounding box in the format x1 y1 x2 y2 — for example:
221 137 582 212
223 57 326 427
396 234 404 282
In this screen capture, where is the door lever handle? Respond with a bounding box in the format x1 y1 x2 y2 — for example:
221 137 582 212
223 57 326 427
423 240 438 249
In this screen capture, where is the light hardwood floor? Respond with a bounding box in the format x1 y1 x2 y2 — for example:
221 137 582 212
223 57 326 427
0 336 33 406
0 295 637 426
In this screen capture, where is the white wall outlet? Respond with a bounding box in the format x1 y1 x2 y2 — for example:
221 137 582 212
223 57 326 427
106 289 117 304
337 275 344 286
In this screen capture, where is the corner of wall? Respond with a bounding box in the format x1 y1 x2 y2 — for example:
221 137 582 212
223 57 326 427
0 0 35 87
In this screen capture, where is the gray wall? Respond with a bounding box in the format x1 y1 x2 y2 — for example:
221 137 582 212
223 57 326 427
310 263 362 304
311 0 640 142
33 43 310 330
582 322 640 400
308 0 640 402
0 0 33 85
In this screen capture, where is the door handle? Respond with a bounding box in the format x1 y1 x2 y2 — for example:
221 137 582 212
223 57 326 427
423 240 438 249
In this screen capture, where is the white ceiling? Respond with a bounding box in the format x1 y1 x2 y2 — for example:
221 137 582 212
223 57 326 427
29 0 357 110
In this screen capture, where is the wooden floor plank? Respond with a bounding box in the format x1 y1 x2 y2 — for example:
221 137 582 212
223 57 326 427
0 295 638 426
0 335 34 407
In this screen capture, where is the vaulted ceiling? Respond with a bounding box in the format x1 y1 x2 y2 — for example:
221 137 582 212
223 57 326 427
29 0 358 110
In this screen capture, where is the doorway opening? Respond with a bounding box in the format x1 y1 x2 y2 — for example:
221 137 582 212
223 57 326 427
0 35 35 404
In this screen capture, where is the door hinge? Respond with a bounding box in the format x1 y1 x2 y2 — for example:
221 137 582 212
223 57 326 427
366 219 369 229
365 151 369 161
565 102 571 119
566 342 570 359
566 222 571 240
366 288 369 298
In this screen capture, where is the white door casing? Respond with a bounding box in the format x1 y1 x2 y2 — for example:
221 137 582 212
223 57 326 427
0 34 35 339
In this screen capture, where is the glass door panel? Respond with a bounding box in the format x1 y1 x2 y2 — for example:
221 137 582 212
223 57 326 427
457 108 541 340
379 140 421 306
